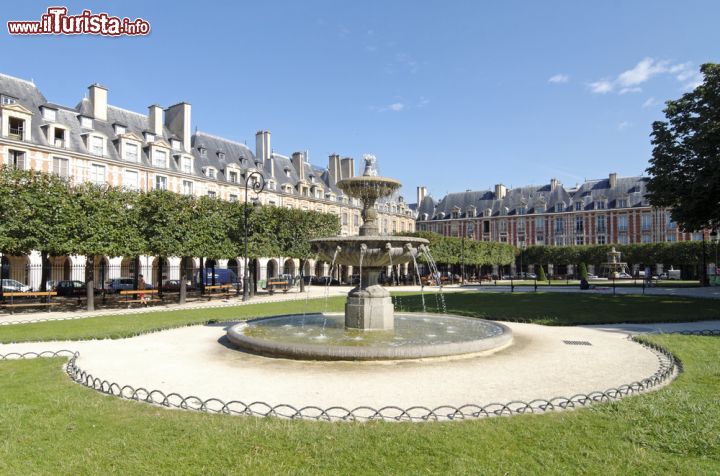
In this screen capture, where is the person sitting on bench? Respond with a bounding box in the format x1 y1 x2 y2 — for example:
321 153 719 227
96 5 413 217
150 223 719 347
579 278 593 290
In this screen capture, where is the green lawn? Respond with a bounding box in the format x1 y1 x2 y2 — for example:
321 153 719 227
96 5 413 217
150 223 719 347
1 292 718 343
0 334 717 474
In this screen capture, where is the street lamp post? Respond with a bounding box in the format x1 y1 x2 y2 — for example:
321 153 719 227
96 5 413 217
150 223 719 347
702 232 708 286
712 229 719 283
242 171 266 302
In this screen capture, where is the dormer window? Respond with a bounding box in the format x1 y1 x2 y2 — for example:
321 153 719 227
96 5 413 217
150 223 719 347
616 198 628 208
1 95 17 105
171 139 181 151
595 200 606 210
80 116 92 128
89 135 104 156
42 107 56 122
268 180 277 191
284 167 291 178
8 117 25 140
125 143 139 162
199 146 207 158
217 151 225 160
114 124 126 135
53 127 66 148
153 149 168 168
145 132 155 143
181 156 193 174
517 206 526 215
205 167 217 179
228 170 239 184
484 208 492 217
536 204 546 213
574 201 583 211
556 203 565 213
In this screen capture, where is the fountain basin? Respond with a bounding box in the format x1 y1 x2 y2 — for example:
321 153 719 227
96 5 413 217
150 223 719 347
226 313 512 361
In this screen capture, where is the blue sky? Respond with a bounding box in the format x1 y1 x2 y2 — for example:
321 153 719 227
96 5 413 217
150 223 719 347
1 1 718 201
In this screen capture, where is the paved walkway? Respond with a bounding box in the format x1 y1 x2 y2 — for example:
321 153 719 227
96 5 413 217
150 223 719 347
0 321 674 413
460 283 720 299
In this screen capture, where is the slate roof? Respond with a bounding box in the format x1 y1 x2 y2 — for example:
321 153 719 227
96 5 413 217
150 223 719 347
419 175 650 220
0 72 413 211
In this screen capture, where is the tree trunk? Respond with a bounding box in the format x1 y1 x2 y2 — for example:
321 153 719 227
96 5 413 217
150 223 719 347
179 257 187 305
199 257 205 295
86 256 95 312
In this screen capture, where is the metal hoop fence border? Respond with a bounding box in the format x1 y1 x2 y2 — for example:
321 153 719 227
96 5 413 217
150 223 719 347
4 330 718 422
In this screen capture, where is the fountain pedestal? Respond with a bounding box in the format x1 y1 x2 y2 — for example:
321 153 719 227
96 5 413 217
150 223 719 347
345 284 394 330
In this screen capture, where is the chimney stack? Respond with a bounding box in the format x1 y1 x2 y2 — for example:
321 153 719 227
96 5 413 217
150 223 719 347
494 183 507 199
292 151 305 179
417 186 427 205
550 178 559 191
255 130 271 163
340 157 355 179
148 105 164 136
88 84 107 121
328 153 342 185
165 102 192 152
609 172 617 188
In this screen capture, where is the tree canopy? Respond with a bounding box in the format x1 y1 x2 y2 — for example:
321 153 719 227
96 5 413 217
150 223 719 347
646 63 720 232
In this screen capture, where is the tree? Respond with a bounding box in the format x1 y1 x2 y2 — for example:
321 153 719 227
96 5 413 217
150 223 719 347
579 262 588 280
537 265 547 282
646 63 720 232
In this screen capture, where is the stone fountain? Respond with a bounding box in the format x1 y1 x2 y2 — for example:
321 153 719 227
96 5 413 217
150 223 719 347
226 155 512 360
309 155 429 330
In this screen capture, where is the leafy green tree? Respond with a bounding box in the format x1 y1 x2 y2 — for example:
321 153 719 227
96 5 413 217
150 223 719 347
646 63 720 232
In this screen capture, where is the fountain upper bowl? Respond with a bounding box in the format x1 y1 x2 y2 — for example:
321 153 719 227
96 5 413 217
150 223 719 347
310 235 429 267
337 176 402 201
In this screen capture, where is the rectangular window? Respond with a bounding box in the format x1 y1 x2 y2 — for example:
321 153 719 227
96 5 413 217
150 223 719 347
575 202 583 211
155 175 167 190
145 133 155 143
517 218 526 232
342 213 348 225
641 213 652 231
228 171 238 183
115 125 126 135
182 157 192 174
616 199 628 208
8 150 26 169
52 157 69 177
692 232 703 241
575 235 584 245
207 191 217 198
125 143 139 162
123 170 139 190
666 234 677 242
483 221 490 233
666 211 677 229
595 201 606 210
182 180 193 195
597 235 606 245
153 150 168 168
54 128 66 148
597 215 606 233
554 218 564 234
229 194 238 202
43 108 56 121
1 95 17 105
205 168 216 179
80 116 92 128
618 215 629 232
642 234 652 243
353 214 359 226
535 217 544 231
556 203 565 213
8 117 24 140
90 136 103 156
90 164 105 185
171 140 181 150
575 216 584 233
618 234 629 244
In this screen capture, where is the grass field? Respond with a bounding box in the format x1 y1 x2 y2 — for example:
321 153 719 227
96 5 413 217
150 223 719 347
1 292 718 343
0 334 717 474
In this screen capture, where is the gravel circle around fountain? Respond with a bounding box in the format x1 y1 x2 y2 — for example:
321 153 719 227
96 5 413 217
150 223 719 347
0 320 674 421
227 313 513 360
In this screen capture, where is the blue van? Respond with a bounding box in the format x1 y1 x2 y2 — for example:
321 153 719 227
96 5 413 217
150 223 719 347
195 268 240 287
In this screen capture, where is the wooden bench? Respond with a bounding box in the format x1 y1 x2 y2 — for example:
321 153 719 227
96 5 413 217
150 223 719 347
119 289 161 308
203 284 233 300
267 281 290 294
0 291 58 314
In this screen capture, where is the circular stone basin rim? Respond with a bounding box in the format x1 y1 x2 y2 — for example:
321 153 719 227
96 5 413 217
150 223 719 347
227 313 513 361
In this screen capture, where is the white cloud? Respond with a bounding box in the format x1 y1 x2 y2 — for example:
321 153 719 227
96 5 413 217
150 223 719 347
589 58 702 95
548 74 569 84
388 102 404 112
642 97 660 108
589 80 614 94
618 120 632 130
